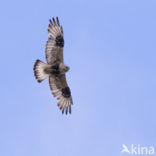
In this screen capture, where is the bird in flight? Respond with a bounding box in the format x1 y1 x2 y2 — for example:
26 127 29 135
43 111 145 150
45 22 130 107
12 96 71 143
33 17 73 114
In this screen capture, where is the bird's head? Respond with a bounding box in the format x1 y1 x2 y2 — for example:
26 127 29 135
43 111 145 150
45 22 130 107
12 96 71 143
65 66 70 72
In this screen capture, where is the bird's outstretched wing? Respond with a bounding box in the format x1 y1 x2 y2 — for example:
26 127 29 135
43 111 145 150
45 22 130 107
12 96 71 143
45 17 64 64
49 74 73 114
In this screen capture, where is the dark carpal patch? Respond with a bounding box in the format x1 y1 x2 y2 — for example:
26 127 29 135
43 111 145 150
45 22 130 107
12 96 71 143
62 87 71 98
55 35 64 48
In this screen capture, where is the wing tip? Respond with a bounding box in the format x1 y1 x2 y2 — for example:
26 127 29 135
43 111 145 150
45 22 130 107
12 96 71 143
57 97 72 115
49 17 62 27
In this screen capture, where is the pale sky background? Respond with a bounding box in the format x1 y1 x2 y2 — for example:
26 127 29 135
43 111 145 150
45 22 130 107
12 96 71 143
0 0 156 156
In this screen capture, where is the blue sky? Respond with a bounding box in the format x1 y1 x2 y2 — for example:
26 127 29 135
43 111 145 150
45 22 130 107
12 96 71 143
0 0 156 155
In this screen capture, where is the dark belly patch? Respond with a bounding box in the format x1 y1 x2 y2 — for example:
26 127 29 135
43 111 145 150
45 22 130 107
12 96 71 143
51 70 60 75
52 64 59 70
61 87 71 98
51 64 60 75
55 35 64 48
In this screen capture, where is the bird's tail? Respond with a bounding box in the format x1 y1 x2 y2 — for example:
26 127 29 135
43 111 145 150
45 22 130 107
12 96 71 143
33 59 49 83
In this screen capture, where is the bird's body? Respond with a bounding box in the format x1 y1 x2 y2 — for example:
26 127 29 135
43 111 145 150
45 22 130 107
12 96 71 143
33 17 73 114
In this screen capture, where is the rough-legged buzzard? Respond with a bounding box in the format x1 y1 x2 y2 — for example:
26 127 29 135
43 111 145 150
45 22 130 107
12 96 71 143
33 17 73 114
